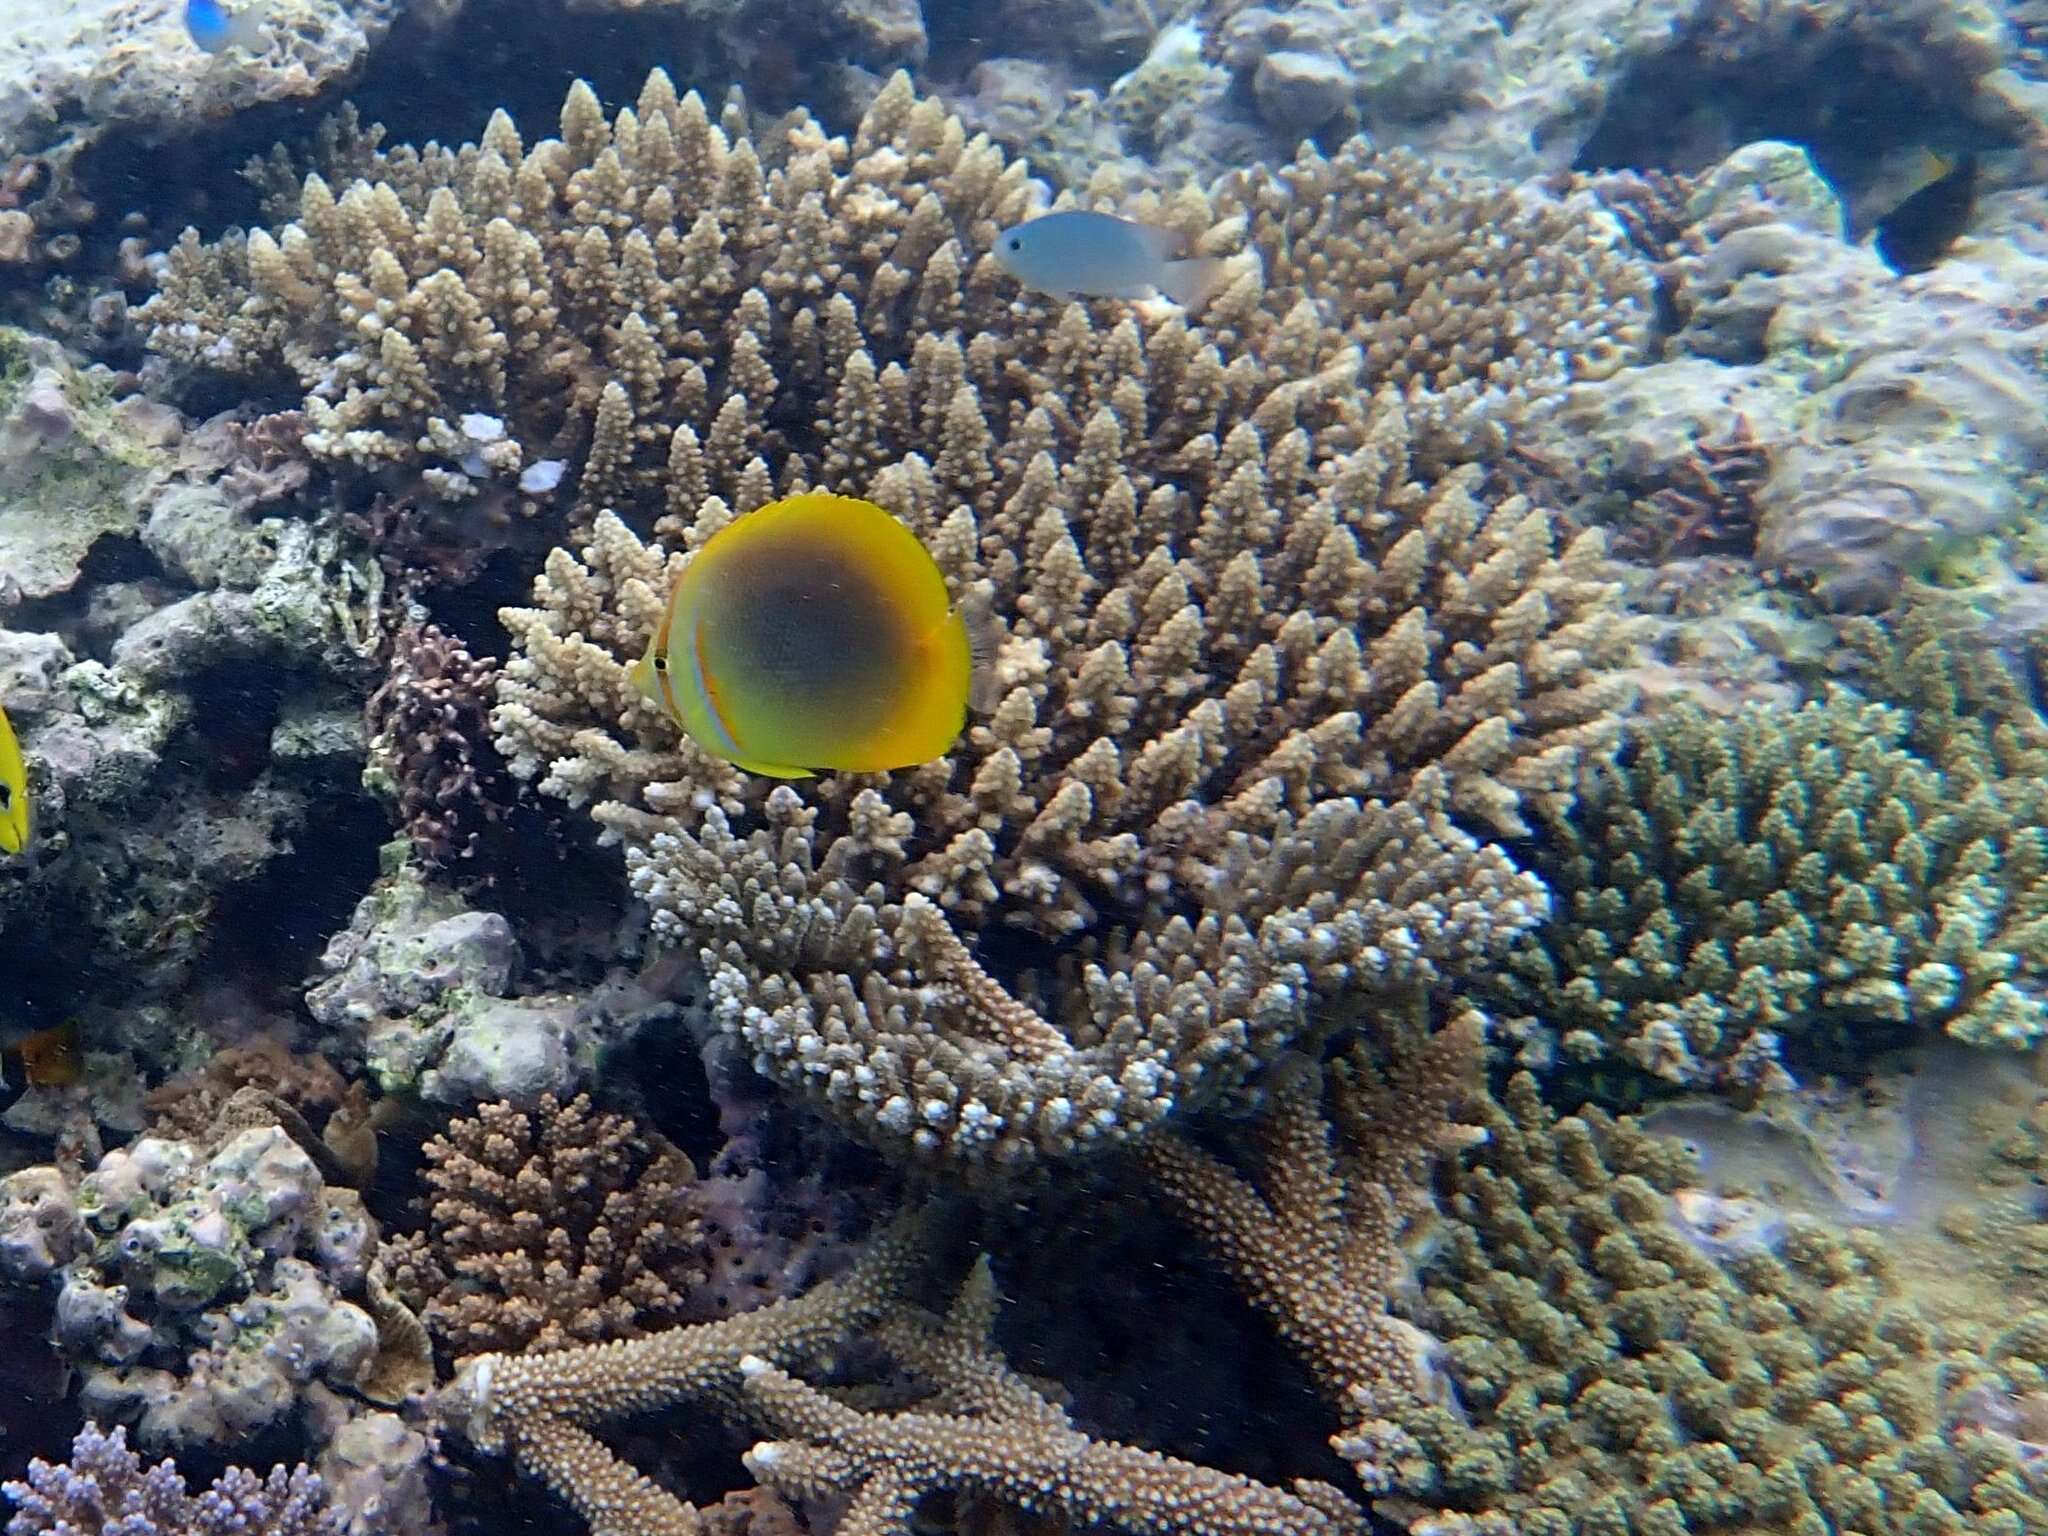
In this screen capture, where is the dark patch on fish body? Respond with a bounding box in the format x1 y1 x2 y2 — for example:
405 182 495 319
704 542 916 730
1876 153 1979 274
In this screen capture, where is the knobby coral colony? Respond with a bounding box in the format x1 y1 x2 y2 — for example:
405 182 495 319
1485 615 2048 1090
142 68 1648 1172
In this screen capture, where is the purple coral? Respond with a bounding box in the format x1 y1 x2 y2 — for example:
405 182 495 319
4 1423 342 1536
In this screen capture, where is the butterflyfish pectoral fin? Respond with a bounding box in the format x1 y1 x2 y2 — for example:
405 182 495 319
628 653 663 705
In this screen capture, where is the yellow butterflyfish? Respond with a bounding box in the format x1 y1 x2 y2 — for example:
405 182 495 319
631 491 996 778
0 701 28 856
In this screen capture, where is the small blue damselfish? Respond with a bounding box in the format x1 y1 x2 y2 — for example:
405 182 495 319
185 0 270 53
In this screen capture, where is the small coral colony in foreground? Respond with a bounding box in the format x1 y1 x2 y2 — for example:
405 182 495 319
0 0 2046 1534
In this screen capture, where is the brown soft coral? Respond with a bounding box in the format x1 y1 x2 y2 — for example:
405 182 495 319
386 1094 713 1359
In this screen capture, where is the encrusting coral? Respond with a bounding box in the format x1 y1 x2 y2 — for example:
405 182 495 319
386 1094 713 1360
1483 672 2048 1091
244 70 1649 1174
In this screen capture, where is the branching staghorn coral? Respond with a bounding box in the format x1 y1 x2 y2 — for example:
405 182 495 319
433 1205 1364 1536
1142 1011 1485 1494
143 70 1642 1173
430 1208 930 1536
364 619 508 869
1483 679 2048 1091
737 1260 1365 1536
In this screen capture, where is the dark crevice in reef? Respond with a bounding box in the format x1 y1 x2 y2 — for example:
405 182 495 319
973 1176 1351 1492
1573 36 2010 207
201 781 385 1012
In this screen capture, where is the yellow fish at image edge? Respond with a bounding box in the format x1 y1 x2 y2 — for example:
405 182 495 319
0 701 28 856
631 492 996 777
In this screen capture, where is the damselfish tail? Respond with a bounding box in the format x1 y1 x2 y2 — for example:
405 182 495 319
1154 256 1229 311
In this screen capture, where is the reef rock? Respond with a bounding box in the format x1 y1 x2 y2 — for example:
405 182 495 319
308 856 684 1105
0 1114 393 1452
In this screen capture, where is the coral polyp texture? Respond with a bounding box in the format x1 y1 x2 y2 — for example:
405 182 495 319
139 67 1651 493
1485 657 2048 1090
386 1094 714 1359
1214 140 1651 464
1375 1073 2048 1536
263 70 1647 1174
4 1423 341 1536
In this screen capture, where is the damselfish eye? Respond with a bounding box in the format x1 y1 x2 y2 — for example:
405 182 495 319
0 784 13 807
1006 237 1021 251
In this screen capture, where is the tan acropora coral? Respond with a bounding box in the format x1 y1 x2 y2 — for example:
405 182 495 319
474 77 1638 1174
1215 140 1652 466
1144 1011 1487 1495
141 68 1649 495
148 71 1645 1172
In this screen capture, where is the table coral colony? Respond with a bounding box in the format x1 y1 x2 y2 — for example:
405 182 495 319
0 9 2035 1536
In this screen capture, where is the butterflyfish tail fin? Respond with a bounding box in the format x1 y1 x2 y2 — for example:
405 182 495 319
1156 255 1228 311
959 584 1006 714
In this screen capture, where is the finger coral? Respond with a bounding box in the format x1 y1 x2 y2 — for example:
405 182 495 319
4 1422 342 1536
1485 677 2048 1090
386 1094 713 1360
316 72 1642 1175
1375 1073 2048 1536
